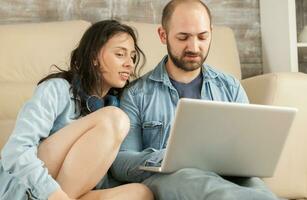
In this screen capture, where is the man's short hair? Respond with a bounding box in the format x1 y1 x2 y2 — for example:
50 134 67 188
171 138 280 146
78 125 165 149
161 0 212 31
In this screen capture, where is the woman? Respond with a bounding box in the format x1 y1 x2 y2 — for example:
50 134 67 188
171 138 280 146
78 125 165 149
0 20 153 200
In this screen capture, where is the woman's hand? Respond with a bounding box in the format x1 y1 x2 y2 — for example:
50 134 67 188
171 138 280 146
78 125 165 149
48 188 76 200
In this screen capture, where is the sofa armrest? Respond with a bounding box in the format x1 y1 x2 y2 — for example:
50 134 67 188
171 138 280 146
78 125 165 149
241 72 307 199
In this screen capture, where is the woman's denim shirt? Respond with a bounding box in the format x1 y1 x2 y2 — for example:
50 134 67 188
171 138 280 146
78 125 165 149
111 56 249 183
0 79 77 200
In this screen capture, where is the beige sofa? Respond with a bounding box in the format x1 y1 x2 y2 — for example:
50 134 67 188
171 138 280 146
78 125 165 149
0 20 307 200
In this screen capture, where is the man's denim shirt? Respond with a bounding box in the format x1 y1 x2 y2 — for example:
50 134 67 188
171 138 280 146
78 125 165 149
111 56 249 183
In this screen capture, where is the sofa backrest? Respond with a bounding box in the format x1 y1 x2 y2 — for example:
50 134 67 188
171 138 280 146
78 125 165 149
0 20 91 122
0 20 241 143
0 20 241 122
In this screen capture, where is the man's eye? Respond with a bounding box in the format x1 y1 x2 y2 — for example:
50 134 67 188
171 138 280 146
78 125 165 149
177 37 187 41
199 34 209 40
200 36 208 40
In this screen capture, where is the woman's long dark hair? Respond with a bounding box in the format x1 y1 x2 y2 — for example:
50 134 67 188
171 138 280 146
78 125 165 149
38 20 145 116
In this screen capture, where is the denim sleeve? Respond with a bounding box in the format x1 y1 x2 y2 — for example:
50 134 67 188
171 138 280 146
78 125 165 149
111 87 163 183
0 79 69 199
233 79 249 103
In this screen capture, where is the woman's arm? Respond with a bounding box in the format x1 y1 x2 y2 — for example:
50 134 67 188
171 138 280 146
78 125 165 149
1 79 71 199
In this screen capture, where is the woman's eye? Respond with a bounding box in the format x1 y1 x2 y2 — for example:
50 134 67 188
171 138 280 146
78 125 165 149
116 53 124 57
131 56 137 63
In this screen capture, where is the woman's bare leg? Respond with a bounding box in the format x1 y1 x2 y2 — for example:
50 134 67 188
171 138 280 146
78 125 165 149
79 183 154 200
38 106 130 198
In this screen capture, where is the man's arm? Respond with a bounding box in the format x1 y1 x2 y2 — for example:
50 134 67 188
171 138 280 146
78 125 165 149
110 87 163 183
233 79 249 103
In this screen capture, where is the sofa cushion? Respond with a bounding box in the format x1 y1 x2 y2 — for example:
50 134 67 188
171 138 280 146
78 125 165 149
0 20 91 122
0 20 91 83
242 73 307 199
0 120 15 151
0 82 35 120
0 20 91 152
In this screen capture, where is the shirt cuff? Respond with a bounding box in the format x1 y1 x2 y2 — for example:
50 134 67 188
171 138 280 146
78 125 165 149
144 148 166 167
30 175 60 200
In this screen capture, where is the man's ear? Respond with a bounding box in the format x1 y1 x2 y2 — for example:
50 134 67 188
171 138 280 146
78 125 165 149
158 26 167 45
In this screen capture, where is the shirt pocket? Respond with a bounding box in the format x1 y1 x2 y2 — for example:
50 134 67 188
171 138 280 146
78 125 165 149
142 121 163 149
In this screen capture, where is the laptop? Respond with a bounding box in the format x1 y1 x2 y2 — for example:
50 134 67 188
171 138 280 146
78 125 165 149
139 98 297 177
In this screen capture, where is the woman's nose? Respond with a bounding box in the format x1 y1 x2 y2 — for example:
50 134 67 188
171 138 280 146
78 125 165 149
124 57 134 69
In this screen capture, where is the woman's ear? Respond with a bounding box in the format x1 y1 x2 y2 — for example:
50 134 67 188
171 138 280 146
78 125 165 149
158 26 167 45
93 59 98 67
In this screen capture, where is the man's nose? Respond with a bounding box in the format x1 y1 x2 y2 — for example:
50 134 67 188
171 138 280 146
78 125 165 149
186 38 200 52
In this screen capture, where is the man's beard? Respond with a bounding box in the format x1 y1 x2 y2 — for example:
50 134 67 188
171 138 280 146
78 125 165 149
167 41 210 72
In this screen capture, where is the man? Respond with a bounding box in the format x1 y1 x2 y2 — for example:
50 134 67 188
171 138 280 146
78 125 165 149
111 0 278 199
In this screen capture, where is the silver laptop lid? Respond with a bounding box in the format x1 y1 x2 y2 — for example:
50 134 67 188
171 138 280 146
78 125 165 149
161 98 297 177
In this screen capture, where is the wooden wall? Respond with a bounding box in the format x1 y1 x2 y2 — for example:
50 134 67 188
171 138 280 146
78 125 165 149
0 0 306 78
297 0 307 73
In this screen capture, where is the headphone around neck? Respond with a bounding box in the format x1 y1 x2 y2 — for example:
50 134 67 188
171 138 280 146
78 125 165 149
73 77 120 113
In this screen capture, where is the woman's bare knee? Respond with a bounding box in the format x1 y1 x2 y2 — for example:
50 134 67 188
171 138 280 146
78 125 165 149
94 106 130 143
37 139 59 178
55 108 130 198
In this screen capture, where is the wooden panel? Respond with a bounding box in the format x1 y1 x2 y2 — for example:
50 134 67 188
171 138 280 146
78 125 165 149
241 63 263 79
297 0 307 73
0 0 263 78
